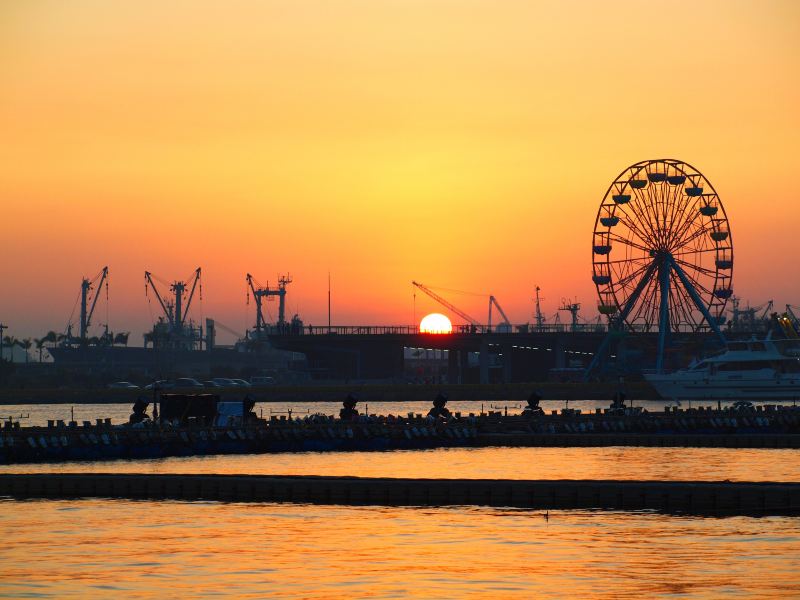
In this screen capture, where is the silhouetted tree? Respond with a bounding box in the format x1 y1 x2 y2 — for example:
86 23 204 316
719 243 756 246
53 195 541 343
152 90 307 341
34 338 46 362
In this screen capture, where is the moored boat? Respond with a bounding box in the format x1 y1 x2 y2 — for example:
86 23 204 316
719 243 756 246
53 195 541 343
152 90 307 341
645 338 800 401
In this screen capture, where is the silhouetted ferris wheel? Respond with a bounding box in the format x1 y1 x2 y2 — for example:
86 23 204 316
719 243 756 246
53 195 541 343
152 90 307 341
591 159 733 368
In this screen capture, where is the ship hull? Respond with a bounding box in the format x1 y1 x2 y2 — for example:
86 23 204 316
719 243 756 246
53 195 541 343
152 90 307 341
645 373 800 401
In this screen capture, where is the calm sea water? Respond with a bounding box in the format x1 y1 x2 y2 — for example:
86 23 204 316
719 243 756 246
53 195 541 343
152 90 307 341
3 401 800 597
1 499 799 598
2 446 800 482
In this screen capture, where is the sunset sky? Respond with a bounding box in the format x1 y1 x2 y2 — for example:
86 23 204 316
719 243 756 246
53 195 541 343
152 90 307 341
1 0 799 343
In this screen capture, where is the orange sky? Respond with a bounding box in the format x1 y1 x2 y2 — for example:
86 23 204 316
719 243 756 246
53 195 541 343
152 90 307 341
1 0 799 343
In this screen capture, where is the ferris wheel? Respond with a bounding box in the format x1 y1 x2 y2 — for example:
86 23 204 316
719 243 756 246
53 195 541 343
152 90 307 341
591 159 732 366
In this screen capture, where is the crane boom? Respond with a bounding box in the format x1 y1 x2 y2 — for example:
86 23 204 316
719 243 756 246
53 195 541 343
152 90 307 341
180 268 201 327
144 271 171 324
246 274 266 331
759 300 774 321
488 295 511 330
85 267 108 332
412 281 480 326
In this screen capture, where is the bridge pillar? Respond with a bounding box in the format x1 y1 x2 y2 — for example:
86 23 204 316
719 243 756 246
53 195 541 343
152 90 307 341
479 341 489 384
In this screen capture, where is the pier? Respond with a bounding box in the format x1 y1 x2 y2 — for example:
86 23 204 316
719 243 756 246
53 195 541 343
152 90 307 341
2 403 799 465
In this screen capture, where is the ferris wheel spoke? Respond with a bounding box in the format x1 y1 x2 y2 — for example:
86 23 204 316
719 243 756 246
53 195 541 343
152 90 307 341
612 202 658 249
668 208 704 251
634 186 664 247
626 185 662 242
675 256 717 279
673 218 713 251
603 257 650 265
607 233 651 254
671 247 718 258
666 184 694 247
613 261 652 289
677 279 707 329
673 260 716 298
669 272 700 328
629 270 660 328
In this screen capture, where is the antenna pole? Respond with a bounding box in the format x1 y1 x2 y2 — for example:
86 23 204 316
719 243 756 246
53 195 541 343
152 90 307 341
327 272 331 333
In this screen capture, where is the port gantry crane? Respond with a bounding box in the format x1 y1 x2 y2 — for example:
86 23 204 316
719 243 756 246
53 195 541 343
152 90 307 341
144 267 202 346
246 273 292 335
558 299 582 332
729 297 774 331
65 266 108 344
411 281 512 333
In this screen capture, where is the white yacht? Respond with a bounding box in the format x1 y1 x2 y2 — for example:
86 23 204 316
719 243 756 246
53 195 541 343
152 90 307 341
645 338 800 401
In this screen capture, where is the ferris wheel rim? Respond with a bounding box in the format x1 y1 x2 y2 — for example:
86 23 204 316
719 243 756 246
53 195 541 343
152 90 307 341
592 158 733 332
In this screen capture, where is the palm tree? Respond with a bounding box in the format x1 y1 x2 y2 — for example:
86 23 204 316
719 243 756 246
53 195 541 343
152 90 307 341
21 338 32 363
3 336 20 361
42 331 57 347
34 338 46 362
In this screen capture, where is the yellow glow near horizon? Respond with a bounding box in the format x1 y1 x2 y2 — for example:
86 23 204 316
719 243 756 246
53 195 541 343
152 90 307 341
420 313 453 334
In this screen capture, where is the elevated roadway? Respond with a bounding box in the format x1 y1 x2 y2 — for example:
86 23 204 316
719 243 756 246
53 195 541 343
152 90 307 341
267 326 723 382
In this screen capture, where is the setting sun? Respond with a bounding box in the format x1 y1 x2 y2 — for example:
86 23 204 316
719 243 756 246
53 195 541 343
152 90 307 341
419 313 453 334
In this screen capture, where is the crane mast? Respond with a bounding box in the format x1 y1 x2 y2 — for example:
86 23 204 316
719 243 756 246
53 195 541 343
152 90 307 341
534 286 545 331
74 266 108 343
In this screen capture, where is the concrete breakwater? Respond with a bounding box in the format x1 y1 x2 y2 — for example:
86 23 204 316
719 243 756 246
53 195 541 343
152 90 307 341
1 404 799 464
0 381 660 405
2 473 799 516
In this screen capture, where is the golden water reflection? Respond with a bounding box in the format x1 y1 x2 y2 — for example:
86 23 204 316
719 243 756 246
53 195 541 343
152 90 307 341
3 446 800 482
1 499 799 598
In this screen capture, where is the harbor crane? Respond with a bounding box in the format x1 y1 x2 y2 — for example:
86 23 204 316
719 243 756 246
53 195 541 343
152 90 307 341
558 299 581 332
246 273 292 333
729 297 773 331
411 281 481 331
533 286 546 331
488 296 512 332
411 281 513 332
144 268 201 339
66 266 108 343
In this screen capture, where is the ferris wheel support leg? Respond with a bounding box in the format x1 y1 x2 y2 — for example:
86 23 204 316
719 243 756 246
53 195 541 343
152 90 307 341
670 259 727 345
584 261 658 381
656 261 671 373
